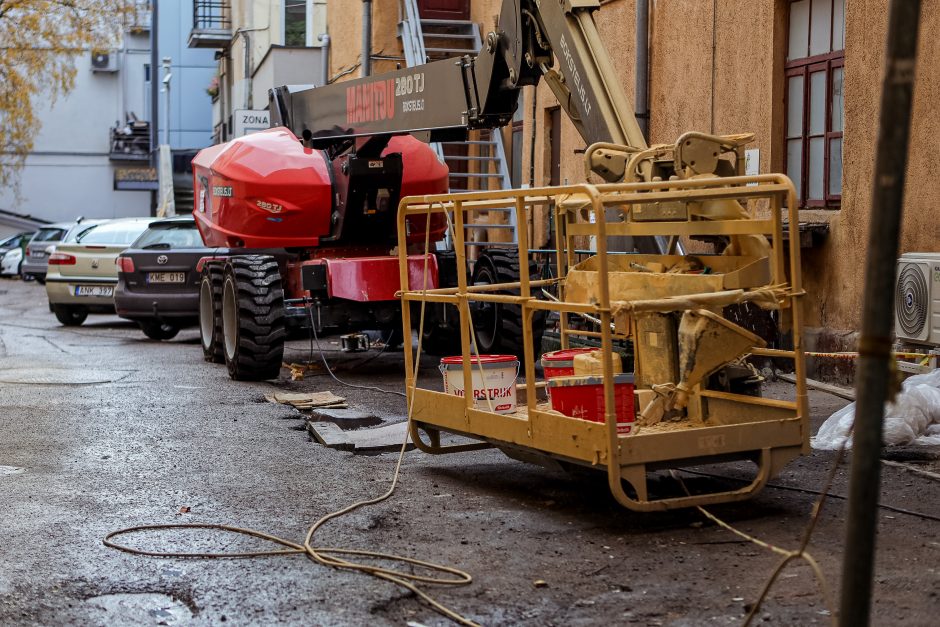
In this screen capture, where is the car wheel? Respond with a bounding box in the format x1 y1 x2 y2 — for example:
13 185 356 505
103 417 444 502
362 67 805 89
221 255 286 381
53 304 88 326
139 320 180 341
199 262 225 363
36 276 46 285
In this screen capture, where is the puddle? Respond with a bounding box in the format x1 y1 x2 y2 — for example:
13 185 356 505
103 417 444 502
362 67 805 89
0 466 25 476
0 368 131 385
85 592 193 624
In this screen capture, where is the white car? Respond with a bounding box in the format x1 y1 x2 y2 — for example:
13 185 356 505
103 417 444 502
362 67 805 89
45 218 152 325
1 247 23 276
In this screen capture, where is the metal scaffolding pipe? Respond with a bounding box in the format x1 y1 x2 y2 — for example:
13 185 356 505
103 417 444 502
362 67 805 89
840 1 921 624
635 0 650 141
361 0 372 77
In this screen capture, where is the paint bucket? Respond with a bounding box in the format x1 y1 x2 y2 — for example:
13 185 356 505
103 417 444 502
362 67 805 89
440 355 519 414
547 373 636 434
540 348 596 379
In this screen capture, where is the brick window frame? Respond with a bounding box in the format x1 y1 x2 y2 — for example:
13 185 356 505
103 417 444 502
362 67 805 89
784 0 845 208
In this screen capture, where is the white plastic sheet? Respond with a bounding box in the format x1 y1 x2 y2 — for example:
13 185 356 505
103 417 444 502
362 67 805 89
812 369 940 450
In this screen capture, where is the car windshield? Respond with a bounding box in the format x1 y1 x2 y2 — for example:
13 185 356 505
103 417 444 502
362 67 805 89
0 235 19 248
32 228 67 242
131 223 202 249
76 221 149 246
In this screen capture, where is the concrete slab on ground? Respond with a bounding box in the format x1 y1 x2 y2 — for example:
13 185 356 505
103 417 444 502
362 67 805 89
308 407 381 429
308 421 412 453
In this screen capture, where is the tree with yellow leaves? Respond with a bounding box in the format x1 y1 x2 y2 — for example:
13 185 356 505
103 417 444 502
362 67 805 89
0 0 136 193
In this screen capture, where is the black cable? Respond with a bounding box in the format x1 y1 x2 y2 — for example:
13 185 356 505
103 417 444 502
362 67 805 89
305 302 406 398
678 468 940 523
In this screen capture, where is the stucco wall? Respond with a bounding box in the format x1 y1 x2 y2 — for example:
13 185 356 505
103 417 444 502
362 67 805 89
318 0 938 334
799 0 939 331
327 0 402 82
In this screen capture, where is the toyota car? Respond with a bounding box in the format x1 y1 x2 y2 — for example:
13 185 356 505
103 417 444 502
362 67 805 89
114 216 219 340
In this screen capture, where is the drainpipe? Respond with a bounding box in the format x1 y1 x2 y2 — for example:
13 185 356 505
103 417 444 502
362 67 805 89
319 33 331 85
635 0 650 141
243 31 252 108
361 0 372 77
149 0 159 216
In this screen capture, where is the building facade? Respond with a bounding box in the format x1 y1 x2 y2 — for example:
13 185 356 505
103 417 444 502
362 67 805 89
324 0 936 344
189 0 935 343
189 0 327 143
0 1 216 232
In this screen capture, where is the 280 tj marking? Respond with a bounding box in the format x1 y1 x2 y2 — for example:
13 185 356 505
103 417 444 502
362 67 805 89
395 72 425 97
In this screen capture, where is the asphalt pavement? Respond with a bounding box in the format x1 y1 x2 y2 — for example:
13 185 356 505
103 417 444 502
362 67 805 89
0 277 938 626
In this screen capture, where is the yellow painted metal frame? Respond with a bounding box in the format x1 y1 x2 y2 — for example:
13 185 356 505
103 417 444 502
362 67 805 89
396 174 809 511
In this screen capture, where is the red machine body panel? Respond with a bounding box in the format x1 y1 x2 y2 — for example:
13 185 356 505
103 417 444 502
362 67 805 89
191 128 449 250
304 255 439 302
192 128 332 248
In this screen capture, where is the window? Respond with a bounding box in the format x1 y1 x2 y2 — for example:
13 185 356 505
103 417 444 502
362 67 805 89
132 223 202 249
785 0 844 207
284 0 306 46
77 221 151 246
32 228 67 243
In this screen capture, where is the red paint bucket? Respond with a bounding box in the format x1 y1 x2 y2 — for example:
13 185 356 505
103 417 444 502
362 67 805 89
540 348 596 379
547 373 636 434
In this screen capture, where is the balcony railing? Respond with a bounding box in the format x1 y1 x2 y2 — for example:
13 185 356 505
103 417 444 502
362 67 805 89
189 0 231 49
109 118 151 162
125 0 152 33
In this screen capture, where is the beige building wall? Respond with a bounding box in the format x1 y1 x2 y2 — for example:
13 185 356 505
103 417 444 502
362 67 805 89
320 0 938 335
504 0 937 335
327 0 402 81
803 0 939 331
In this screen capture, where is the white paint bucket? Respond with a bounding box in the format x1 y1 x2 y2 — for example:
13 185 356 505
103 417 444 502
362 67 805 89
439 354 519 414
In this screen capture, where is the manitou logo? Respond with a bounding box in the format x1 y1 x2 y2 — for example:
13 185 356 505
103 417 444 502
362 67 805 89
346 79 395 125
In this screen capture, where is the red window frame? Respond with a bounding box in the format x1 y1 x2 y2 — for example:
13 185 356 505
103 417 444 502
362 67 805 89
784 0 845 208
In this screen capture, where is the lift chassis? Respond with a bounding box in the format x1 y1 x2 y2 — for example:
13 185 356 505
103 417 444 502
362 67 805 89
397 174 809 511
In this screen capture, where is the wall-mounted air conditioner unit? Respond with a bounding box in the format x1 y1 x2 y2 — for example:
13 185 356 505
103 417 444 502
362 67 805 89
895 252 940 346
91 50 119 72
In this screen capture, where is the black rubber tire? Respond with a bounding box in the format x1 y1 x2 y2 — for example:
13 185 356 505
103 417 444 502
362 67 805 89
221 255 286 381
139 320 180 341
199 262 225 363
53 304 88 326
419 306 462 355
469 249 546 360
36 276 46 285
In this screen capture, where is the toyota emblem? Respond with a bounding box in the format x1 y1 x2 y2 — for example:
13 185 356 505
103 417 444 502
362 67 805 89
157 255 169 265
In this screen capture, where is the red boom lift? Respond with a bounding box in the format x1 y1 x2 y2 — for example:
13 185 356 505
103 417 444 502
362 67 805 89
192 0 711 380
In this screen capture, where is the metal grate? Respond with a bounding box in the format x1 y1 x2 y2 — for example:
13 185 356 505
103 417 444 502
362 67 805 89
896 263 928 337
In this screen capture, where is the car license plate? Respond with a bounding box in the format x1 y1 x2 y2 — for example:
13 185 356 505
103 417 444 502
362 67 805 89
74 285 113 297
148 272 186 283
